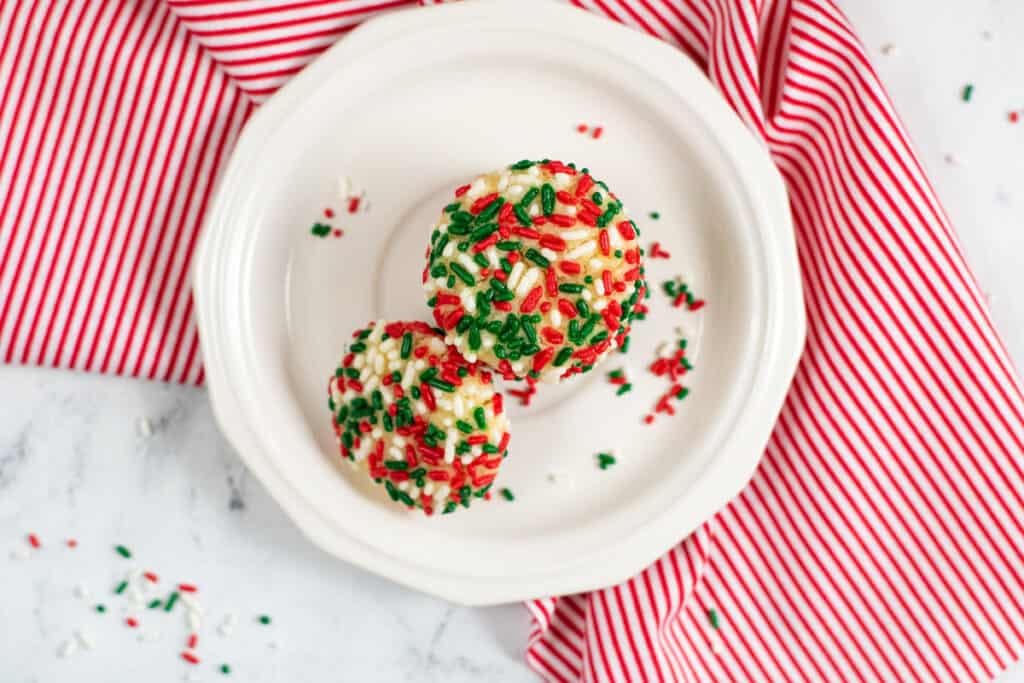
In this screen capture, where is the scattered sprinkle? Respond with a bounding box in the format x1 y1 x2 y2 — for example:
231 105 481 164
164 591 179 612
218 613 237 637
648 242 671 259
115 545 132 559
258 615 272 625
137 417 153 437
597 452 616 470
707 608 720 629
615 383 633 396
1010 111 1020 123
500 487 515 502
74 629 95 650
187 633 198 649
943 153 958 166
143 571 159 583
962 84 974 102
114 581 128 595
221 664 232 675
57 639 78 658
95 604 107 613
66 539 78 548
649 211 660 220
148 599 162 609
27 533 40 549
880 43 898 56
181 651 200 665
310 222 332 238
178 583 198 593
324 207 334 218
126 617 139 628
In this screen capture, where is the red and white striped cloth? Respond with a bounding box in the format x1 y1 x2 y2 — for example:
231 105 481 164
3 1 1023 680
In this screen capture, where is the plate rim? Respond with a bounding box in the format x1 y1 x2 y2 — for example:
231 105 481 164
193 0 805 605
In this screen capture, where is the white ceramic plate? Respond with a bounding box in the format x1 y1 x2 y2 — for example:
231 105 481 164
194 0 804 605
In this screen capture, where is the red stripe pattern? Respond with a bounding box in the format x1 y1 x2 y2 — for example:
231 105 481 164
3 1 1023 679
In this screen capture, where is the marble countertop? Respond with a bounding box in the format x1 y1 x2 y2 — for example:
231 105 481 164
3 2 1023 681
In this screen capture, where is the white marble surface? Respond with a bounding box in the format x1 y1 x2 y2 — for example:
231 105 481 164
2 2 1023 680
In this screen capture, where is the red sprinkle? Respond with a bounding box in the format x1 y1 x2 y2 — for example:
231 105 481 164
673 292 687 308
520 286 543 313
513 227 541 240
559 260 581 275
66 539 77 548
644 415 655 425
598 229 611 255
576 124 588 133
545 266 558 297
126 617 138 628
532 347 555 372
143 572 159 583
499 202 514 223
592 126 604 139
498 432 511 453
493 393 504 415
617 220 636 240
181 652 200 665
470 193 499 214
454 184 471 197
188 633 198 649
333 229 343 237
602 270 613 294
539 234 567 251
576 174 594 197
493 300 513 312
558 299 578 318
324 207 334 218
623 267 641 282
27 534 40 549
540 301 552 313
542 327 565 344
555 190 575 204
347 196 361 213
1010 111 1020 123
466 434 489 445
177 584 198 593
688 299 706 311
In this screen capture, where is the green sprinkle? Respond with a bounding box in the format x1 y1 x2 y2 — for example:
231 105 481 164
444 202 461 213
164 591 179 612
114 581 128 595
451 210 473 224
468 326 482 351
349 342 366 353
525 248 550 267
496 240 520 251
514 203 531 226
614 249 623 257
676 387 690 400
459 485 472 507
450 262 475 286
382 413 394 432
447 275 457 288
428 378 456 393
476 198 504 223
115 545 132 559
583 275 593 284
472 252 489 268
520 187 540 208
678 338 688 349
510 159 534 170
568 319 580 341
372 390 383 410
962 84 974 102
473 406 487 430
500 258 513 274
310 222 331 237
616 383 633 396
483 443 499 454
221 664 232 675
649 211 660 220
521 319 537 345
411 386 421 399
398 491 415 506
500 487 515 502
499 314 519 340
576 299 590 318
597 452 616 470
95 604 107 613
384 461 408 471
592 192 603 205
554 347 573 366
456 420 475 434
707 608 720 630
559 283 584 294
491 278 511 295
541 184 555 215
443 501 458 514
431 233 450 261
258 615 272 625
590 331 609 344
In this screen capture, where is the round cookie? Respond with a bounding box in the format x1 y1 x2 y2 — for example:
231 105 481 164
329 320 511 515
423 159 646 382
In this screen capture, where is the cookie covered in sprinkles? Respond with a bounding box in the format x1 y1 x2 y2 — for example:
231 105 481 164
423 160 646 382
329 320 511 515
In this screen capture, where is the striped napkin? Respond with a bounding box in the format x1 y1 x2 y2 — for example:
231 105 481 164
3 1 1023 680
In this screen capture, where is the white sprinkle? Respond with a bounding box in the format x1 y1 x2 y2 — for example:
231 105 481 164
434 484 450 501
218 614 236 637
497 173 510 191
9 547 30 560
137 417 153 437
379 338 396 352
528 203 540 217
564 205 577 216
415 401 428 415
589 258 604 270
550 309 562 328
444 429 457 463
541 248 557 260
560 229 590 241
468 178 486 197
482 334 495 349
57 639 78 658
373 354 385 375
139 629 161 642
454 394 465 419
423 482 435 496
73 584 89 600
392 435 406 448
401 362 417 389
359 366 371 382
506 261 525 290
507 184 525 199
515 267 541 297
186 609 202 632
388 446 404 461
593 299 608 311
582 289 592 301
457 253 479 274
442 242 455 258
398 481 410 492
75 630 95 650
338 176 351 199
414 359 427 370
567 241 596 260
554 172 572 187
609 225 623 247
470 445 482 458
437 398 453 411
512 361 525 373
460 455 473 465
594 279 605 296
487 246 500 267
528 166 540 177
353 354 365 369
371 427 383 439
880 42 898 56
547 471 575 488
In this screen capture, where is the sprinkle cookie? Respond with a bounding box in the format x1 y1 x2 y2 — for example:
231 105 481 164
423 159 647 382
328 320 511 515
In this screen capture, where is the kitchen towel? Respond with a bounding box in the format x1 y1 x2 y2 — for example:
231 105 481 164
2 1 1023 680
